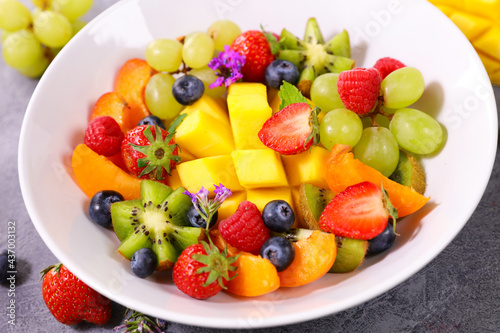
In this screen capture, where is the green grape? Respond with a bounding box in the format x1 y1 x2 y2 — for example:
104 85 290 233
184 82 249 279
353 127 399 177
71 19 86 36
389 108 443 155
2 29 43 69
17 54 49 77
0 0 31 32
310 73 345 112
362 114 390 129
182 32 214 69
51 0 92 21
319 108 363 150
145 39 182 72
145 73 184 121
31 0 52 9
189 66 225 98
33 10 72 48
207 20 241 51
382 67 425 109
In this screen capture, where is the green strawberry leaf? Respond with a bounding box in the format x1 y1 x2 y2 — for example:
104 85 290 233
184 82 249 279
279 81 310 110
167 113 187 134
261 25 280 55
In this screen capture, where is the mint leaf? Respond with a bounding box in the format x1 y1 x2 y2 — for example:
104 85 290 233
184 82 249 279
261 25 280 55
278 81 309 110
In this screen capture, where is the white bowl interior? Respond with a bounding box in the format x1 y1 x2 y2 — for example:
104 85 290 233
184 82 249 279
18 0 498 328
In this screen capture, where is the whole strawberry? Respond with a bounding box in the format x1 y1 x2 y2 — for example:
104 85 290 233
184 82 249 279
218 200 270 252
231 30 275 82
84 116 124 156
121 124 180 181
337 67 382 115
173 242 238 300
41 263 111 325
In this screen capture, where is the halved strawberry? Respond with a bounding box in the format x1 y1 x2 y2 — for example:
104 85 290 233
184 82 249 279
318 181 397 240
258 102 320 155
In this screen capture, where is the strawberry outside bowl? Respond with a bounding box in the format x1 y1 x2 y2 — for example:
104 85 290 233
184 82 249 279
18 0 498 328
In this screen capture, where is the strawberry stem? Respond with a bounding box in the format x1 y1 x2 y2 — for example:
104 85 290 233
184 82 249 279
39 263 63 281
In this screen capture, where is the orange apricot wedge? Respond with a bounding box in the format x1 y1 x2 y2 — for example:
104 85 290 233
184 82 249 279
72 144 141 200
225 252 280 297
114 58 154 129
278 230 336 287
326 144 429 217
90 92 131 134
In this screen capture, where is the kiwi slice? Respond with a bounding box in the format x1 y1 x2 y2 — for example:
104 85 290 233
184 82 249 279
111 180 203 271
389 150 426 195
278 18 355 94
298 183 335 230
329 237 368 273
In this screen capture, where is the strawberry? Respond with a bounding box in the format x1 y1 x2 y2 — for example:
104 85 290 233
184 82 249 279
230 30 275 82
218 200 270 252
318 181 398 240
373 57 406 80
258 102 320 155
337 67 382 115
121 124 180 181
41 263 111 325
173 242 238 300
84 116 124 156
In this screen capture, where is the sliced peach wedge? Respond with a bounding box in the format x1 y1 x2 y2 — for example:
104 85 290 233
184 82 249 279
326 144 429 217
90 92 132 134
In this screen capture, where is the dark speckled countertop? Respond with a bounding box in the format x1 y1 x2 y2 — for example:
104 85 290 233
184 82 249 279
1 1 499 332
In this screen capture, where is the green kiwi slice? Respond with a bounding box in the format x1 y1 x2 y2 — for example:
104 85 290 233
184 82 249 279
298 183 336 230
329 237 368 273
111 180 203 271
389 150 426 195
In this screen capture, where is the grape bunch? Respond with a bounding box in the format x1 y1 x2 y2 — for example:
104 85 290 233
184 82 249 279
0 0 92 78
311 58 443 178
143 20 242 121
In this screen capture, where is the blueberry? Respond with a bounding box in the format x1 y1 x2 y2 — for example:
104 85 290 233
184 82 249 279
137 115 166 129
0 251 9 285
88 190 124 228
265 60 300 89
262 200 295 232
131 248 158 278
367 223 396 255
172 75 204 105
187 204 218 229
260 237 295 272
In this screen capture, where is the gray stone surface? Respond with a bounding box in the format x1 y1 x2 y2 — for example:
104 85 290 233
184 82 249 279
1 1 499 332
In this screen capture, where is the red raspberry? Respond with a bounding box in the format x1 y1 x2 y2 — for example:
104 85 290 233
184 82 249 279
218 201 270 252
373 57 406 79
337 68 382 115
84 116 124 156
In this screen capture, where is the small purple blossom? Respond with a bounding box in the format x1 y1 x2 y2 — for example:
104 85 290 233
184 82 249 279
208 45 245 88
214 183 232 205
184 184 232 231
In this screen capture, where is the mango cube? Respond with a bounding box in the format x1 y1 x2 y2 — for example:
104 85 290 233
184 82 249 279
218 191 247 221
167 169 183 189
231 149 288 189
290 187 305 228
180 95 230 126
177 155 243 195
227 83 272 150
281 146 330 189
175 110 234 158
246 187 294 214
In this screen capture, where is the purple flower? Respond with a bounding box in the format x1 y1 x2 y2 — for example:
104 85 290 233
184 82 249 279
208 45 245 88
214 183 232 204
184 184 232 231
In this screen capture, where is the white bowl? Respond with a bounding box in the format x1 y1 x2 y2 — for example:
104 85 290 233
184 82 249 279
18 0 498 329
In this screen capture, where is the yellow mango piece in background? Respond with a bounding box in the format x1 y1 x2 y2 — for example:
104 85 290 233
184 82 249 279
231 149 288 189
281 146 330 189
246 187 294 213
180 94 230 127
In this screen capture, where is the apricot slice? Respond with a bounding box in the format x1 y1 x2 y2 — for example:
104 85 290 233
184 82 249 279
278 230 336 287
225 252 280 297
90 92 131 134
72 144 141 200
326 144 429 217
114 58 154 129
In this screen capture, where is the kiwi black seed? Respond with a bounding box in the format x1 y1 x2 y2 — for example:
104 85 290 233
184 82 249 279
111 180 204 271
389 150 426 195
329 237 368 273
298 183 336 230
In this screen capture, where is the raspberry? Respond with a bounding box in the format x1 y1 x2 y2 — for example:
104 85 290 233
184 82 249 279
218 201 270 252
337 68 382 115
373 57 406 80
84 116 124 156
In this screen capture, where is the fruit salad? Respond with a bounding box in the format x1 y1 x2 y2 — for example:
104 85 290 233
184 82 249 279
71 17 443 300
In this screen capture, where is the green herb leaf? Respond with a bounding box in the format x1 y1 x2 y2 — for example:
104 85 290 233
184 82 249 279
278 81 309 110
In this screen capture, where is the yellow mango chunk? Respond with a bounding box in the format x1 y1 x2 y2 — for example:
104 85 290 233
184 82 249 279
167 169 183 189
231 149 288 189
464 0 500 20
175 110 234 158
281 146 330 189
177 155 244 195
227 83 272 150
449 11 491 39
290 187 305 228
474 25 500 61
218 191 247 221
178 147 196 163
246 187 294 213
180 95 230 126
